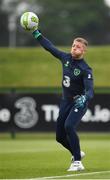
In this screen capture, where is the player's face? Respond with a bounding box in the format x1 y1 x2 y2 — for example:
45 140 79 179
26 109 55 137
71 40 86 59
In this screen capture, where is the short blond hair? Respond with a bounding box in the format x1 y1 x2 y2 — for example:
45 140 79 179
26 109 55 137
74 37 88 47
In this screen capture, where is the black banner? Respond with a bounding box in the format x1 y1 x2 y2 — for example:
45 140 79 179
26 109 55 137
0 93 110 132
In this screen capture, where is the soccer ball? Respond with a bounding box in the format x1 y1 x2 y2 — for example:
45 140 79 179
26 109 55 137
20 12 39 31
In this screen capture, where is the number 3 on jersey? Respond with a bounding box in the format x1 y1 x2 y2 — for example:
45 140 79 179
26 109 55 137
63 76 70 87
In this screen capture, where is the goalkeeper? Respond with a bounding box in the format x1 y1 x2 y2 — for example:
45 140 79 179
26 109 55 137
32 29 94 171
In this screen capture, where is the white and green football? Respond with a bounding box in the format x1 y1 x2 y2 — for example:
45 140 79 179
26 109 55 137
20 12 39 31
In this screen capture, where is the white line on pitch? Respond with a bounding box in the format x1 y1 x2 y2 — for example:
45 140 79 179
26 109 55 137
33 170 110 179
1 170 110 180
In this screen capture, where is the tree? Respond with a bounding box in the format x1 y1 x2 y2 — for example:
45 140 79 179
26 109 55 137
1 0 110 46
35 0 110 45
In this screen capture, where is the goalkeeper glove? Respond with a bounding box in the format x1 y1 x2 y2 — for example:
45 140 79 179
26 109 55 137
32 30 42 39
74 95 87 109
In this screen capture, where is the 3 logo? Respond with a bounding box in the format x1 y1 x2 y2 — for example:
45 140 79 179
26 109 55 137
14 97 38 129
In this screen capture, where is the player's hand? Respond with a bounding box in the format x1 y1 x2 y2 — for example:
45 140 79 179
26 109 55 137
74 95 87 109
32 30 42 39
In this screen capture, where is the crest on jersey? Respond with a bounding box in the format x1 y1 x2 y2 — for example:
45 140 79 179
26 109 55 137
74 68 81 76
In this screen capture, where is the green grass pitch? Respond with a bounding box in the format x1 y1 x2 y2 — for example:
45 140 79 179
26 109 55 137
0 133 110 179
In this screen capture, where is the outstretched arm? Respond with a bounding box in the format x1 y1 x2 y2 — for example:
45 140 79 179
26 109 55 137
33 30 66 60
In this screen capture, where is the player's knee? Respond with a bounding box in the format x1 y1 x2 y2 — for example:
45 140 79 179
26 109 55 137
64 121 73 134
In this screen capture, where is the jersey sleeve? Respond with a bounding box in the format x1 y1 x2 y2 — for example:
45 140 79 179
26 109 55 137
83 68 94 100
37 35 66 61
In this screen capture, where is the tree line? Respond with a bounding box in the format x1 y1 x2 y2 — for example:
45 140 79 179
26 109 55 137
0 0 110 46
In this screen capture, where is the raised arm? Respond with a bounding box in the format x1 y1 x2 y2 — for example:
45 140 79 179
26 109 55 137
33 30 66 60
